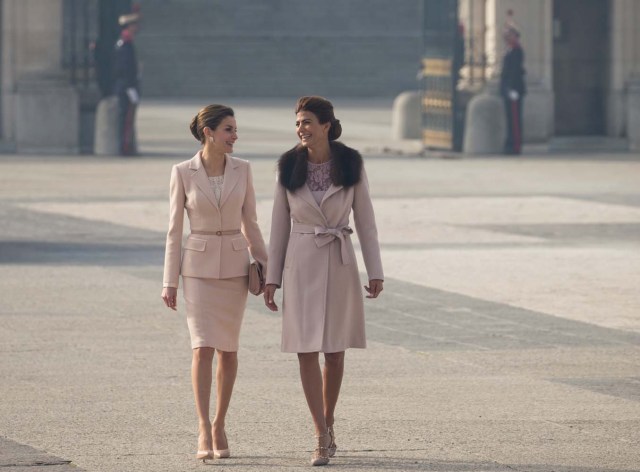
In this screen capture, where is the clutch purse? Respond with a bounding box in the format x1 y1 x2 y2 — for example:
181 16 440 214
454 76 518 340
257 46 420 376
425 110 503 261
248 261 265 296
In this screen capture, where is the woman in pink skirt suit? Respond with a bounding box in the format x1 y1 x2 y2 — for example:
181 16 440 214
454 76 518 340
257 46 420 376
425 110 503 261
264 96 384 466
161 104 267 462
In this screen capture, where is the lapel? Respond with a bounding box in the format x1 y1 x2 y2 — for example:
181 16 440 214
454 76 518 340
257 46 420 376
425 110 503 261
298 184 328 225
320 183 343 208
219 155 240 208
189 151 219 210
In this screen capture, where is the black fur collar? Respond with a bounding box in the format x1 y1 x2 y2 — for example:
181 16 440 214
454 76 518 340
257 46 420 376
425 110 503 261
277 141 363 191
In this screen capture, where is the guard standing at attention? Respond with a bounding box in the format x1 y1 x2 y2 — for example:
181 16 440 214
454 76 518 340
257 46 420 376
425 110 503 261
114 13 140 156
500 26 526 155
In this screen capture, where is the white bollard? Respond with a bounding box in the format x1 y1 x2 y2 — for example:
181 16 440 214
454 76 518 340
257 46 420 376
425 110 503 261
94 96 120 155
463 92 506 154
391 91 422 140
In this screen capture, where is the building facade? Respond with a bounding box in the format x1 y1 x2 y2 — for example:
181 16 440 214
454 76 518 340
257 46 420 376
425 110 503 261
1 0 639 153
459 0 640 143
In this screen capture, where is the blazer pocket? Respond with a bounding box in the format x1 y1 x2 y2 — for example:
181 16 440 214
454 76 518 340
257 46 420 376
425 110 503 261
231 237 249 251
184 238 207 252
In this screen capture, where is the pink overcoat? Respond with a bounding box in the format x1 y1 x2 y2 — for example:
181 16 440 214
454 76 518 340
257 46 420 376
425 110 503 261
266 142 383 353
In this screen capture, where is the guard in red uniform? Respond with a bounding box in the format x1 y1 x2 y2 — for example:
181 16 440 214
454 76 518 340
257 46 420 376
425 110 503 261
114 13 140 156
500 27 526 155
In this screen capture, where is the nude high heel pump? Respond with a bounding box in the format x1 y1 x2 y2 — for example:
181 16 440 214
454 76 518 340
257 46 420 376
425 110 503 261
196 450 213 463
196 431 214 463
213 431 230 459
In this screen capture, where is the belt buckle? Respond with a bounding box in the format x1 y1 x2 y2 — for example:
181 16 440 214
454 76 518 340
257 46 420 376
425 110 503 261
216 231 222 236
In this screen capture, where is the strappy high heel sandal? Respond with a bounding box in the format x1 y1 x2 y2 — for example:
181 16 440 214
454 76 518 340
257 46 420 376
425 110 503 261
311 431 330 466
327 425 337 457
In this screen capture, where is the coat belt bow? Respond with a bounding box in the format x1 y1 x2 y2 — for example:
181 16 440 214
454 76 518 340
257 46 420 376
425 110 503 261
292 223 353 265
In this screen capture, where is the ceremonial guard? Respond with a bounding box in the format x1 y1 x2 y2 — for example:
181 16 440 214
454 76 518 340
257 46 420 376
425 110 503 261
114 13 140 156
500 19 526 155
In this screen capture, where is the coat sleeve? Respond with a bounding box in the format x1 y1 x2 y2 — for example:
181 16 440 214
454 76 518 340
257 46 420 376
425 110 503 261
163 165 185 288
265 176 291 288
512 48 525 95
499 55 508 96
501 48 525 96
114 42 138 90
123 43 138 90
352 166 384 281
241 163 268 269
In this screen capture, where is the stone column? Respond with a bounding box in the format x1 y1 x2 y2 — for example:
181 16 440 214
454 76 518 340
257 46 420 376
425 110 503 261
458 0 487 91
0 1 17 148
610 0 640 140
2 0 79 153
608 0 626 137
628 79 640 151
616 0 640 148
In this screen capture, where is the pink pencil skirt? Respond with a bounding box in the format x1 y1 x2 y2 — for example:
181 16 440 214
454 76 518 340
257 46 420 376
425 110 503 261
182 275 249 351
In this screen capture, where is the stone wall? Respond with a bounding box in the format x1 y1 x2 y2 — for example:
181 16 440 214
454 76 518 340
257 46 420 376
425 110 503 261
135 0 423 97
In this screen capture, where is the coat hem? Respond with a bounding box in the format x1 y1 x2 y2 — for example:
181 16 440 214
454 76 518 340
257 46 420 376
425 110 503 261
281 344 366 354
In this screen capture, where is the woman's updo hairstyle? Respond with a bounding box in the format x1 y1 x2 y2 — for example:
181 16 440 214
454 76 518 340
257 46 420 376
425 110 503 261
190 104 234 143
295 96 342 141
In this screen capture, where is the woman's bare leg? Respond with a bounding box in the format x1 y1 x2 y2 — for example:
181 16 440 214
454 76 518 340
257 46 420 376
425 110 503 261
212 349 238 450
192 347 215 452
322 351 345 428
298 352 329 435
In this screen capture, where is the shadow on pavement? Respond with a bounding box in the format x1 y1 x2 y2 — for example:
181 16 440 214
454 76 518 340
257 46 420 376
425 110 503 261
0 241 163 266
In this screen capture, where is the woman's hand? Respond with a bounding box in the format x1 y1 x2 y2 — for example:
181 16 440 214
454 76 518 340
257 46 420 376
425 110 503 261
161 287 178 311
263 284 279 312
365 279 383 299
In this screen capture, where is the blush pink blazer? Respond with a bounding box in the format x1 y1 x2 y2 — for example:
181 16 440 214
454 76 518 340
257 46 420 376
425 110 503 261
162 152 267 288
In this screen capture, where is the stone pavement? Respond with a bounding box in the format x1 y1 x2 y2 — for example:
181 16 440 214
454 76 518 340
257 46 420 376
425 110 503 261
0 99 639 472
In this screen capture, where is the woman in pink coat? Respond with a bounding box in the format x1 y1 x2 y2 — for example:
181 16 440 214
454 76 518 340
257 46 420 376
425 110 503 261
264 96 384 466
161 104 267 462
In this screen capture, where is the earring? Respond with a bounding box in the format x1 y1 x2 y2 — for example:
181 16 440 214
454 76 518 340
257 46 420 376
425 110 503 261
209 136 214 143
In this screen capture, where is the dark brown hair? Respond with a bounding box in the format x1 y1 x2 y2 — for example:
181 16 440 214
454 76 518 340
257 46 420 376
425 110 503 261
189 104 234 143
295 96 342 141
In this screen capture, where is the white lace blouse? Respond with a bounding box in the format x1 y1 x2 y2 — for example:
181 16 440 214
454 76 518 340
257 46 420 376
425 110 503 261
208 175 224 206
307 160 332 205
